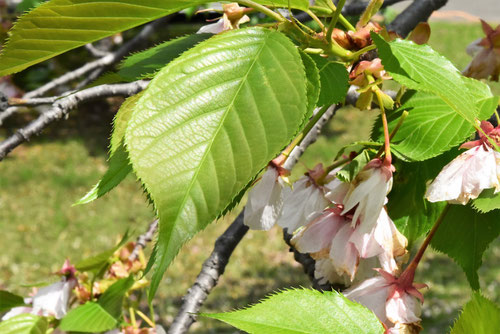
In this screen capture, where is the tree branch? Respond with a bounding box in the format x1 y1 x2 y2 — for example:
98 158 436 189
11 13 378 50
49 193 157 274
168 105 339 333
0 17 168 126
342 0 406 16
129 219 159 262
388 0 448 37
0 80 149 161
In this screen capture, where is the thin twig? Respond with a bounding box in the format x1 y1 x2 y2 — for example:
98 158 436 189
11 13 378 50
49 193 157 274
0 80 149 161
129 220 159 262
0 17 169 126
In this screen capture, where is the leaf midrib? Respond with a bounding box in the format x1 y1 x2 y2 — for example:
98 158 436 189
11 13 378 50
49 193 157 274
164 32 271 238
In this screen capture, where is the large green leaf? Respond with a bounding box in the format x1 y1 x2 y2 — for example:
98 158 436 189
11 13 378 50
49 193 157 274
202 288 384 333
431 205 500 290
118 34 212 81
451 293 500 334
125 27 308 299
373 34 494 126
0 314 48 334
59 302 117 333
375 91 477 161
0 0 309 76
98 275 135 319
0 291 26 313
311 55 349 107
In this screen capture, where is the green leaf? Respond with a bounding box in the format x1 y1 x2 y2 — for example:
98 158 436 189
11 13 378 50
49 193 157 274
16 0 46 12
387 152 457 246
125 27 308 300
202 288 384 333
0 314 48 334
299 51 321 117
431 205 500 290
0 0 309 76
110 92 143 154
473 189 500 213
373 34 493 126
98 275 135 319
75 93 141 205
451 292 500 334
59 302 117 333
311 55 349 107
75 231 129 272
0 291 26 313
75 143 132 205
373 91 479 161
336 150 371 183
118 34 212 81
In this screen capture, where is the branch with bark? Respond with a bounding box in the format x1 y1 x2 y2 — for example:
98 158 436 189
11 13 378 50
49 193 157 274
388 0 449 37
0 80 149 161
0 17 168 126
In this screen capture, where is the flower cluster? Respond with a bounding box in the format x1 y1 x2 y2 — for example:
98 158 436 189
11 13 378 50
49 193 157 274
196 3 251 34
2 241 162 333
463 20 500 81
244 156 425 331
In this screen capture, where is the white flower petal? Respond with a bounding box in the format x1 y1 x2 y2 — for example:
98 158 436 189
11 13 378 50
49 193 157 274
1 306 33 321
292 210 345 254
32 279 75 319
386 292 422 324
426 146 499 204
244 167 284 230
329 224 359 280
196 19 225 34
344 276 390 324
278 177 328 232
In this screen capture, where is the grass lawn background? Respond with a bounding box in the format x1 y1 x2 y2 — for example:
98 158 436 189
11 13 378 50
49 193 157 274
0 22 499 333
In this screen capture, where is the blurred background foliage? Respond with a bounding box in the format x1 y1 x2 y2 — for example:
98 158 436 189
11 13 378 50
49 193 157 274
0 8 499 333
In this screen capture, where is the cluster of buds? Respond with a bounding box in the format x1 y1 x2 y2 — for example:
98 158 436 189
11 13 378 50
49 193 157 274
196 3 251 35
463 20 500 81
244 155 425 332
349 58 394 110
75 241 147 303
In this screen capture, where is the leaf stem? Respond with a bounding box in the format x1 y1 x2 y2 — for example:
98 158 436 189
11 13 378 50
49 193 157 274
237 0 285 22
136 309 156 328
375 90 392 165
303 48 324 54
326 0 346 45
400 204 451 284
305 9 326 33
348 44 376 60
494 108 500 125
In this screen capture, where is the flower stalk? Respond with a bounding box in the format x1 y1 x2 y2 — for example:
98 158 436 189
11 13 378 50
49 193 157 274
237 0 286 22
375 89 392 165
400 203 451 284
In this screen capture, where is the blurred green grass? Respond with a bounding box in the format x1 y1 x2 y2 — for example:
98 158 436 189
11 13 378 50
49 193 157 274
0 22 499 333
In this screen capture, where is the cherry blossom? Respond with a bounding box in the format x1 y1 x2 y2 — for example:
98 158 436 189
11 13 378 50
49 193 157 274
342 158 395 231
197 3 250 34
344 269 425 329
278 164 330 232
426 121 500 204
244 165 286 230
463 20 500 81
